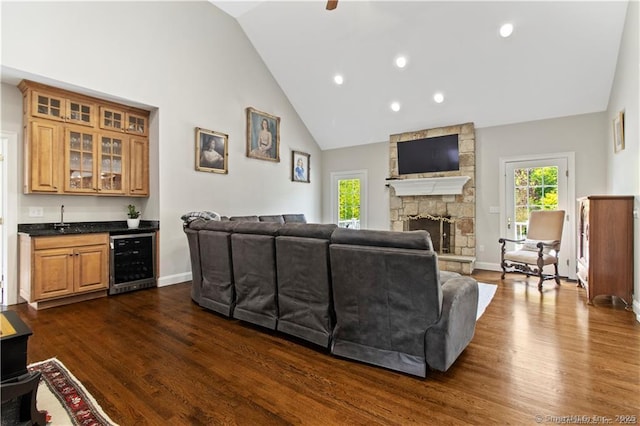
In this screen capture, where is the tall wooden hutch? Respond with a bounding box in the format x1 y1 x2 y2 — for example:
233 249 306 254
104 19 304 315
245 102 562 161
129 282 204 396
577 195 634 306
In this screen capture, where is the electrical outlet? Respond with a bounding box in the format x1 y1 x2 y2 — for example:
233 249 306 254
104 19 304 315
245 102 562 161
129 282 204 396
28 207 44 217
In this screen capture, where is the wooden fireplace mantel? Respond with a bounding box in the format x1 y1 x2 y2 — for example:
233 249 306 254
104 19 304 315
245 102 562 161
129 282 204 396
387 176 470 196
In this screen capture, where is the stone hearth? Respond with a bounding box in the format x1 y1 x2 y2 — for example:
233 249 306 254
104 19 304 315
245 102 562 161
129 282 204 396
389 123 476 274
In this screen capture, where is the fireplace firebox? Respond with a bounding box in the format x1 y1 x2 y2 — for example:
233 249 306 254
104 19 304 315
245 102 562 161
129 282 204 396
406 216 454 254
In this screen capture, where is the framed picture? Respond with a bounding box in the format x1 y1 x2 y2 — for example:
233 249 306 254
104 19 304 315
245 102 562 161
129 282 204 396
195 127 228 174
291 150 310 183
613 111 625 153
246 107 280 162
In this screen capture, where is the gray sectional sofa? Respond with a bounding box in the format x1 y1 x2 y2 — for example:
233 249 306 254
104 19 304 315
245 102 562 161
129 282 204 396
184 214 478 377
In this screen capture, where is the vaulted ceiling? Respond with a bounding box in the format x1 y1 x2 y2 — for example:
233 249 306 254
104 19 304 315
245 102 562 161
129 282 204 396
212 1 629 150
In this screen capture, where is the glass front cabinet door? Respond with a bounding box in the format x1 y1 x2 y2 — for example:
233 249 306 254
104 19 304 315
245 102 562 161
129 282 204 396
65 128 96 193
97 134 126 195
31 90 96 127
100 107 148 137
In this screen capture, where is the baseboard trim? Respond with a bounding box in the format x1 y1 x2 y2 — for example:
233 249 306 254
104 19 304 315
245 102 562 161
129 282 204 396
157 272 192 288
473 262 502 272
633 299 640 324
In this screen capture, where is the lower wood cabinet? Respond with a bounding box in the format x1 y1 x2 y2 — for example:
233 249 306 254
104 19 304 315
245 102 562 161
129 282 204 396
19 233 109 309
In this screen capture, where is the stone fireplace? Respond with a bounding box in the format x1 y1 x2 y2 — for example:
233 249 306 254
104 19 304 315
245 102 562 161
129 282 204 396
388 123 476 274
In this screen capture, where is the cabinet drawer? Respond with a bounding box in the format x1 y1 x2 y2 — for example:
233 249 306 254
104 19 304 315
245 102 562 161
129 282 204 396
33 233 109 250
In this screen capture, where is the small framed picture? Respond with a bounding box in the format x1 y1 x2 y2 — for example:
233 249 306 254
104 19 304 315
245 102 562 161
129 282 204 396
195 127 228 174
613 111 625 153
291 150 310 183
246 107 280 162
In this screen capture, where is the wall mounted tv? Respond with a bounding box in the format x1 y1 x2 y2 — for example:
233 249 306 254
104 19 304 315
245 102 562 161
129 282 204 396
397 134 459 175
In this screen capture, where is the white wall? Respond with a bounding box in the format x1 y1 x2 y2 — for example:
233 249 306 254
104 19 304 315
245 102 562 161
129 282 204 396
475 113 608 269
322 112 609 269
1 1 321 300
321 141 389 230
605 0 639 318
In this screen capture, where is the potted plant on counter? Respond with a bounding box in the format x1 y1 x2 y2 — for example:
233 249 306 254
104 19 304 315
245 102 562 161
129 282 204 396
127 204 141 229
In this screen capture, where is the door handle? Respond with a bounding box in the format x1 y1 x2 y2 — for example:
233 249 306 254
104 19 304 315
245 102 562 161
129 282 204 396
507 217 512 230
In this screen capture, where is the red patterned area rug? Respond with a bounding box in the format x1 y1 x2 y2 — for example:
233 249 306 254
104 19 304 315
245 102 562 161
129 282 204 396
28 358 119 426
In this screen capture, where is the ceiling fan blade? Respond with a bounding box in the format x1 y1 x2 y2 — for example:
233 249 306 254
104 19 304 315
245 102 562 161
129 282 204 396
326 0 338 11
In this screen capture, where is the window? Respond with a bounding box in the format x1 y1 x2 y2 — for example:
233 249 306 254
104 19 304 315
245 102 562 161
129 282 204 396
338 178 361 229
331 170 367 229
514 166 559 239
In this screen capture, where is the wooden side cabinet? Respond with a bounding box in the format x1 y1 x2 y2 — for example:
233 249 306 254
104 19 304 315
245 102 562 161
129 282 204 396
27 120 62 193
577 195 634 306
19 233 110 309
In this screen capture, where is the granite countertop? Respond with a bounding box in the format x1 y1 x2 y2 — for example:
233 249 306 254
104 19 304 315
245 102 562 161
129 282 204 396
18 220 160 236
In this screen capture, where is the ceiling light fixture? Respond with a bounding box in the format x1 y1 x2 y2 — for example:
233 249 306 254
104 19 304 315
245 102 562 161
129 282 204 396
433 93 444 104
390 101 401 112
499 23 514 38
395 56 407 69
333 74 344 85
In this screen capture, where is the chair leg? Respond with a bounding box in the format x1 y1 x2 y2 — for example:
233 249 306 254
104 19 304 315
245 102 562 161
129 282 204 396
537 274 544 291
554 263 561 285
537 256 545 291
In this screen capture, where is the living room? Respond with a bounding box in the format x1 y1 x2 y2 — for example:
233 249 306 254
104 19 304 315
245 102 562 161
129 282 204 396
2 1 638 315
1 1 638 423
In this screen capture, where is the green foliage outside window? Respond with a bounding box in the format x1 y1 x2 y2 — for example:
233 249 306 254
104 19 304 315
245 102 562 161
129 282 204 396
514 166 559 222
338 179 360 221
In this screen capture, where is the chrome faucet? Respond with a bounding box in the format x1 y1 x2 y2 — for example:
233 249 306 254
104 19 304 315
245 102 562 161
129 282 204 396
53 205 70 230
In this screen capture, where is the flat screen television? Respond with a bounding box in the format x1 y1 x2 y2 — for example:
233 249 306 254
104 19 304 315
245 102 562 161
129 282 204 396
397 134 459 175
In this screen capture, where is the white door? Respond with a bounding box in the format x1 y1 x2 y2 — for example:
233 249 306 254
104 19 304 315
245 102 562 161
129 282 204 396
331 170 367 229
502 154 574 278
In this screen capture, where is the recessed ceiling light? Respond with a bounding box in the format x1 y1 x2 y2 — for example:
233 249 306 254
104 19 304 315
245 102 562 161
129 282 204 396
395 56 407 69
433 92 444 104
499 23 514 38
333 74 344 85
390 101 401 112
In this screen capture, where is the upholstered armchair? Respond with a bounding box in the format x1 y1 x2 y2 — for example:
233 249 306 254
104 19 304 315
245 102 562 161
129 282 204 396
499 210 565 290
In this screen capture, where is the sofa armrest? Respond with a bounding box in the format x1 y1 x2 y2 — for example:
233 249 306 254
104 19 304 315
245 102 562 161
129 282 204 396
424 277 478 372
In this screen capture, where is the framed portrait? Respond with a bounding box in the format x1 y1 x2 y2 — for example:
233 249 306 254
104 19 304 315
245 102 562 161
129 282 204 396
195 127 228 174
246 107 280 162
613 111 625 153
291 150 310 183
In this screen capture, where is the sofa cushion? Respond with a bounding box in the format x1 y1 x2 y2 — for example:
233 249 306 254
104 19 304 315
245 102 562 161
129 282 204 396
190 219 237 232
230 215 260 222
330 243 442 377
259 215 285 224
331 228 433 251
279 223 337 239
232 222 281 236
276 235 334 347
283 214 307 223
231 232 278 329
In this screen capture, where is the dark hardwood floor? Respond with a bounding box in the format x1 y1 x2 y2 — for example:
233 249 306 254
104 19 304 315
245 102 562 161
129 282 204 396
8 271 640 425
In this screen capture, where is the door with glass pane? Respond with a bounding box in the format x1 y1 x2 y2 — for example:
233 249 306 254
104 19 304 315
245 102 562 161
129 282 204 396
31 90 95 127
505 158 569 276
98 134 126 194
65 128 96 193
331 171 367 229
